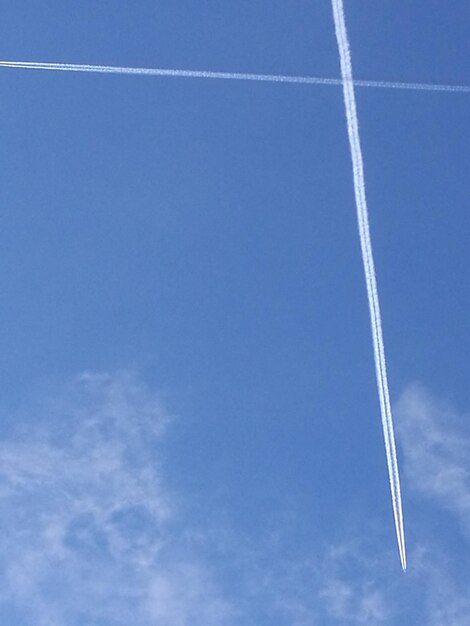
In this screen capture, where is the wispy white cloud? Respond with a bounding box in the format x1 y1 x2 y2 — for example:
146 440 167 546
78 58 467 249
0 369 397 625
241 384 470 625
394 384 470 625
318 542 391 624
316 538 470 626
2 375 470 625
396 383 470 528
0 371 235 626
421 552 470 626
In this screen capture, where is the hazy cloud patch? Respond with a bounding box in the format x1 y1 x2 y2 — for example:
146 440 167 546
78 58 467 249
1 376 470 625
396 384 470 528
0 371 235 626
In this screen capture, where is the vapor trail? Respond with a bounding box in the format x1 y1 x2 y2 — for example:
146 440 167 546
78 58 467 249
330 0 407 571
0 59 469 94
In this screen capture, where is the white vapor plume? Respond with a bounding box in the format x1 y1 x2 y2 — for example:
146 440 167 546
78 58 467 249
330 0 406 570
0 59 469 94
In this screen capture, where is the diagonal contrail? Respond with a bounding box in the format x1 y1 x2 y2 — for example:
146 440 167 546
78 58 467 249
330 0 407 570
0 59 469 94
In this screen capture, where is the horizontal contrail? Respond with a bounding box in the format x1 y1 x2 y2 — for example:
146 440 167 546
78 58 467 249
331 0 407 570
0 59 469 94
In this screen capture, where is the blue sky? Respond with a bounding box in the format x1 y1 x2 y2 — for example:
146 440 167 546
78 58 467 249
0 1 469 624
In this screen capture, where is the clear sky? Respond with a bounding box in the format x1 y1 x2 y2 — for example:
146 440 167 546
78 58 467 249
0 1 469 624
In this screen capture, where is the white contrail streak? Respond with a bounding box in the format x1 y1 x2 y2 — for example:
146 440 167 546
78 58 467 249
330 0 407 571
0 59 469 94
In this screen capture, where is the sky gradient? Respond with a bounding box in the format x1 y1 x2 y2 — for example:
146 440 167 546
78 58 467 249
0 1 469 624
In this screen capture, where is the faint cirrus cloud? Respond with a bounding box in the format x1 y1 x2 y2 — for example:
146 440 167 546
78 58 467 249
0 370 235 626
396 383 470 528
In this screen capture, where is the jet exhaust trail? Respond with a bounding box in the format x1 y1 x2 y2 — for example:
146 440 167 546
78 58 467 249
330 0 407 571
0 59 469 94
